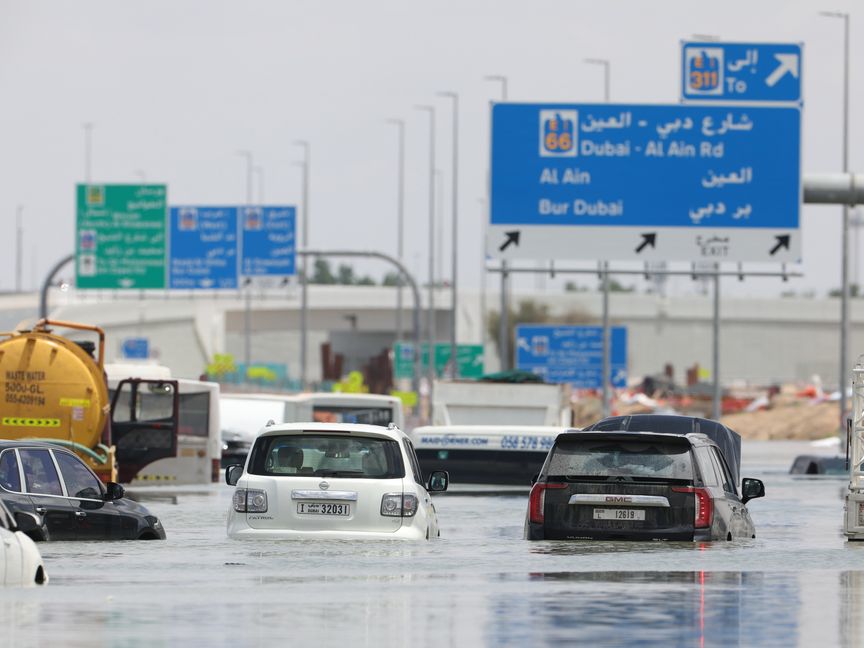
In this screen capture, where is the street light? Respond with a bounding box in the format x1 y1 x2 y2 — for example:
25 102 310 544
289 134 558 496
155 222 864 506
83 122 94 183
415 105 437 405
237 150 255 375
15 205 23 293
820 10 851 432
585 57 612 417
386 118 406 342
253 165 265 204
484 75 509 369
438 91 459 378
294 140 311 390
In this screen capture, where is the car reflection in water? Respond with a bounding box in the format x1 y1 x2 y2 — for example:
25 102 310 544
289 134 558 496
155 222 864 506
485 570 800 646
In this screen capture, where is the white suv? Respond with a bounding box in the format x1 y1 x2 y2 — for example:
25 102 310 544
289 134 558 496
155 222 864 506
225 422 448 540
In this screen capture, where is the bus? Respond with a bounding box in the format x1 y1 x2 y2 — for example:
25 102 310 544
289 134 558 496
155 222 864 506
106 364 222 485
220 392 405 466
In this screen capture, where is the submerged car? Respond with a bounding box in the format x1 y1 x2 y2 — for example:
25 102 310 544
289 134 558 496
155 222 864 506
0 499 47 586
0 441 166 541
226 422 449 540
524 415 765 541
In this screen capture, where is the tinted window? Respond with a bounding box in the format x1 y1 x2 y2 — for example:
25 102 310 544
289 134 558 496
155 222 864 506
248 434 405 479
0 450 21 492
178 392 211 438
711 448 737 495
402 439 424 484
19 449 64 496
112 381 175 423
54 451 103 499
548 438 693 480
694 446 721 487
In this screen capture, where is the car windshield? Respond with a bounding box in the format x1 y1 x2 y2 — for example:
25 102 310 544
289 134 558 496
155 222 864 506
247 433 404 479
548 438 694 480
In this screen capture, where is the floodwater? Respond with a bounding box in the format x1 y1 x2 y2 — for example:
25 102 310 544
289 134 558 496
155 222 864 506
2 440 863 647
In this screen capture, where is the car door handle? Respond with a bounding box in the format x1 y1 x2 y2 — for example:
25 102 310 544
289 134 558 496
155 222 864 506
35 507 47 515
75 511 87 518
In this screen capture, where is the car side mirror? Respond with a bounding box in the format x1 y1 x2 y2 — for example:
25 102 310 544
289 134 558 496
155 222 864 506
427 470 449 492
741 477 765 504
226 464 244 486
104 482 125 501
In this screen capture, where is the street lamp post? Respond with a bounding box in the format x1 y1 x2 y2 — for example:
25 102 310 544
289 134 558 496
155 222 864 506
820 11 851 432
237 150 254 374
253 165 265 204
484 75 509 370
438 91 460 378
416 105 437 408
585 58 612 418
294 141 311 390
15 205 23 293
386 119 406 342
83 122 93 183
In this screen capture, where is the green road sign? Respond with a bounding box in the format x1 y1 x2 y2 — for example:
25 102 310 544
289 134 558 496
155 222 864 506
393 343 485 380
76 184 168 289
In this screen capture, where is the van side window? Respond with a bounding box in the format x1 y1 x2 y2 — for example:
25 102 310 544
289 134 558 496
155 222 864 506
710 448 737 495
694 446 720 487
402 439 424 485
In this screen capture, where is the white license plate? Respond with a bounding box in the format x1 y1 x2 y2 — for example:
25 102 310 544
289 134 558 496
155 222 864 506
593 508 645 521
297 502 350 516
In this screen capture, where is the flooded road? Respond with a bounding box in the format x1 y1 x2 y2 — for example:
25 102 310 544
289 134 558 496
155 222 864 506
2 440 863 647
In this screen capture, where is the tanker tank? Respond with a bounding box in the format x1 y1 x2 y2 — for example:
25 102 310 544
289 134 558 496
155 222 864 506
0 320 116 481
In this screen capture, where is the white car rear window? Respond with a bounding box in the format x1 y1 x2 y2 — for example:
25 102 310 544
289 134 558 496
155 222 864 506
248 434 405 479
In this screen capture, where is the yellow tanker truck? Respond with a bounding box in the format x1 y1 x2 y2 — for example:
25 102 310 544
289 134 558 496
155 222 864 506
0 319 179 483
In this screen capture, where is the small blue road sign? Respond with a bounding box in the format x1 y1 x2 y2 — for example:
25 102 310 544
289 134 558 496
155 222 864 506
240 206 296 285
169 206 238 289
681 42 802 103
515 325 627 389
121 337 150 360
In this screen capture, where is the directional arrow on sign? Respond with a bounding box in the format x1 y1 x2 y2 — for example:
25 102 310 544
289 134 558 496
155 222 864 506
770 234 791 256
635 233 657 254
765 53 799 87
499 231 520 252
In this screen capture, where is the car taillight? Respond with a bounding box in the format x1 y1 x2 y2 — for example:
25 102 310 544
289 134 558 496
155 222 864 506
528 483 568 524
672 487 713 529
233 488 268 513
380 493 418 517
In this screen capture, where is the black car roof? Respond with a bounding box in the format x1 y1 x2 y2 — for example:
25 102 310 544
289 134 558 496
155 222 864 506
0 439 66 450
580 414 742 484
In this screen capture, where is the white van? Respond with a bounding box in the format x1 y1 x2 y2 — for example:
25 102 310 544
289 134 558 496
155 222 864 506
220 392 405 466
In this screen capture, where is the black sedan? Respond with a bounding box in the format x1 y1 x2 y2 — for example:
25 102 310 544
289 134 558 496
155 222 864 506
0 440 166 541
525 415 765 542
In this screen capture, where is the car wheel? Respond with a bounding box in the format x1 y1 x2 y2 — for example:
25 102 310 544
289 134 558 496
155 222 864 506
34 566 46 585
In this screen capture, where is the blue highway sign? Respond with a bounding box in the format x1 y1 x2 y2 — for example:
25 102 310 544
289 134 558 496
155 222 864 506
240 206 296 285
516 325 627 389
121 337 150 360
681 42 801 103
169 206 238 289
488 103 801 263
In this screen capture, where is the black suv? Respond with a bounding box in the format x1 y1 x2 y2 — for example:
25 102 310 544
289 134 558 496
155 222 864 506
0 441 166 541
524 415 765 542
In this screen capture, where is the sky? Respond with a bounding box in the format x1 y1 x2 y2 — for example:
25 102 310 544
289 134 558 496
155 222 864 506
0 0 861 299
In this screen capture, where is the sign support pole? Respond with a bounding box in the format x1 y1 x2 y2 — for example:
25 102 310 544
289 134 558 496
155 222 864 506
712 263 721 420
602 262 611 417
